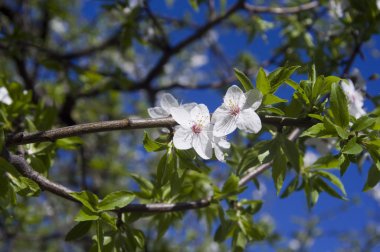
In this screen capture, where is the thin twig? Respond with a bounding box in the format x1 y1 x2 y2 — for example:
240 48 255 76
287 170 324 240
238 128 302 186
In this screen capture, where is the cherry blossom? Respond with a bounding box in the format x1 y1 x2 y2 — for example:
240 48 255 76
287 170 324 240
212 85 262 137
147 93 195 118
341 79 366 118
211 134 230 162
0 87 12 105
171 104 212 159
303 151 319 167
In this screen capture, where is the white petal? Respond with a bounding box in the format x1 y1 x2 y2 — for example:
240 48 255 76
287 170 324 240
171 107 192 128
148 107 169 118
244 89 262 110
216 137 231 149
159 93 179 112
223 85 246 108
237 108 262 133
212 106 237 137
190 104 210 124
181 102 197 112
173 127 192 149
0 87 12 105
214 145 226 162
192 132 212 159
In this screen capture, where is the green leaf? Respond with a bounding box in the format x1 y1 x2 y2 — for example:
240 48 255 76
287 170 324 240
74 207 99 222
188 0 199 11
314 170 346 196
300 123 333 138
339 154 350 176
234 68 254 91
315 177 346 200
262 94 287 105
96 220 104 252
363 165 380 191
281 137 300 173
280 176 299 198
256 68 270 94
272 150 286 194
0 127 4 152
330 82 349 128
56 137 83 150
65 221 93 241
351 116 376 131
214 221 235 242
98 191 135 211
259 107 285 115
268 66 300 92
222 174 239 194
143 132 167 152
341 137 363 155
312 155 340 169
70 191 99 212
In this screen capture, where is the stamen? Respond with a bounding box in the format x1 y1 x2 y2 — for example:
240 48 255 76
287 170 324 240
191 124 202 134
229 105 240 116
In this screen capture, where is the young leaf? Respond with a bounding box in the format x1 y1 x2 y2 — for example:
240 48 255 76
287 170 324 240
330 82 349 128
280 176 299 198
281 137 300 173
341 137 363 155
143 132 167 152
262 94 287 105
65 221 93 241
222 174 239 195
0 127 4 152
256 68 270 94
268 66 300 92
70 191 99 212
272 150 287 194
314 170 346 196
363 165 380 191
351 116 376 131
234 68 254 91
74 207 99 222
98 191 135 211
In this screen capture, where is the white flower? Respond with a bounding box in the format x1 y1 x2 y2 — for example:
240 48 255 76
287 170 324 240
303 151 319 167
211 134 230 162
171 104 212 159
50 18 68 34
123 0 143 14
212 85 262 137
190 54 208 68
0 87 12 105
341 79 366 118
305 138 336 156
147 93 196 118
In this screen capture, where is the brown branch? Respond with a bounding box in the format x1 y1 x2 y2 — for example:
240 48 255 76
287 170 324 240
244 1 319 15
140 0 245 87
7 115 315 146
4 150 211 213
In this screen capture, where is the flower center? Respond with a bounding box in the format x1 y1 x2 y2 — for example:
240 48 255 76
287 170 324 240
191 124 202 134
229 105 240 116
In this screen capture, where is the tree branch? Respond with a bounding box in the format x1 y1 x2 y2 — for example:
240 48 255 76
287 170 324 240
244 1 319 15
3 127 302 213
7 115 315 146
4 150 211 213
